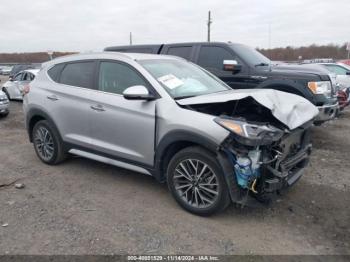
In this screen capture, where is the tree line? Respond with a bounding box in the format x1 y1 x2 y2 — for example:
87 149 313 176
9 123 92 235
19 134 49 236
0 52 76 63
0 43 349 63
258 43 348 61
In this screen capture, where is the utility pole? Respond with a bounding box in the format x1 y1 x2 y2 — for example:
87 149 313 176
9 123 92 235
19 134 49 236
207 11 212 42
129 32 133 45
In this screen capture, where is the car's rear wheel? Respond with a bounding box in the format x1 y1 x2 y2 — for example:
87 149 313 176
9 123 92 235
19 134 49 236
32 120 67 165
167 146 231 216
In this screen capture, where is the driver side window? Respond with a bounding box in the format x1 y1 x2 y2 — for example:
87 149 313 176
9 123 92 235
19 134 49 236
198 46 236 72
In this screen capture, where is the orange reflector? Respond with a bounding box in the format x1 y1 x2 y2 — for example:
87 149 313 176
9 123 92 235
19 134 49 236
308 82 317 94
221 120 243 135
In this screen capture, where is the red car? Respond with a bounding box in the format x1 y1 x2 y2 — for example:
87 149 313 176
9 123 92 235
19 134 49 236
337 89 349 111
339 59 350 66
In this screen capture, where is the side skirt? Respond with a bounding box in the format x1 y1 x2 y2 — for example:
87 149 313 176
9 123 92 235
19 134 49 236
69 149 153 176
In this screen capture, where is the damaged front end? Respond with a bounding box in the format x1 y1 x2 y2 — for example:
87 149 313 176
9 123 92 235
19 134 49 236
217 121 312 205
183 96 314 205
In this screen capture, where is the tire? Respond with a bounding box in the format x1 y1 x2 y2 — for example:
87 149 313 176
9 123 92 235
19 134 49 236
31 120 67 165
167 146 231 216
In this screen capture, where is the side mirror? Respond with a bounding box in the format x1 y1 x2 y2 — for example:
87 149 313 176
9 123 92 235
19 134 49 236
123 85 155 100
9 77 13 81
346 71 350 76
223 60 242 74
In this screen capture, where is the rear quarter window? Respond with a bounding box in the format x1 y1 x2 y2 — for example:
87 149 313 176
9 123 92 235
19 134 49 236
47 64 65 82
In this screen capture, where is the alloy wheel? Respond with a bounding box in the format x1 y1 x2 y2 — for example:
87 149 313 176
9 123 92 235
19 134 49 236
34 126 55 161
173 159 219 208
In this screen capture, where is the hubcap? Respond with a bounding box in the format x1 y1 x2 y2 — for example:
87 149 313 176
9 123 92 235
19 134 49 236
34 126 54 161
173 159 219 208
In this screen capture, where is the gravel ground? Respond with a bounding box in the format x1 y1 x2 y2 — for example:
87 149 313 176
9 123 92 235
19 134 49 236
0 87 349 255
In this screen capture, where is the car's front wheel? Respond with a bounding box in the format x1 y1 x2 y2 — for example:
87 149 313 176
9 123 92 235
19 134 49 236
32 120 67 165
167 146 231 216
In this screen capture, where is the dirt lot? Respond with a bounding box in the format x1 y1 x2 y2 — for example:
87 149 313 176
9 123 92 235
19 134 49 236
0 86 349 255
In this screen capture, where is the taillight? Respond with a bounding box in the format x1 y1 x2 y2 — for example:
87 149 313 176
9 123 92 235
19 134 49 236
23 84 30 95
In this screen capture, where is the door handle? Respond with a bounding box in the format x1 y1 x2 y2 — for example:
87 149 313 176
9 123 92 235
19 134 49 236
90 104 105 112
47 95 59 101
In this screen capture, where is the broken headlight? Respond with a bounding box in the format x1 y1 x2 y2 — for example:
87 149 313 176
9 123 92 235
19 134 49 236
214 117 284 146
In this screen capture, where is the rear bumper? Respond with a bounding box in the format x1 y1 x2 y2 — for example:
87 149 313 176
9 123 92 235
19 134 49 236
315 102 338 123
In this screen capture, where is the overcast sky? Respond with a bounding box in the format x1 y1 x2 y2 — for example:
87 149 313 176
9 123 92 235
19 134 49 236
0 0 349 52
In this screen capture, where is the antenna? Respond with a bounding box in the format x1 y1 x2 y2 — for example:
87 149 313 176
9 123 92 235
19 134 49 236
207 11 212 42
129 32 133 45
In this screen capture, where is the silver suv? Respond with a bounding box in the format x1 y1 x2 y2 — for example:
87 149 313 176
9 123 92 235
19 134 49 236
23 52 318 215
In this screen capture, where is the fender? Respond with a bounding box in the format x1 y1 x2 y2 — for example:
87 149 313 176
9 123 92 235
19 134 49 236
255 79 314 103
26 106 63 143
153 130 221 182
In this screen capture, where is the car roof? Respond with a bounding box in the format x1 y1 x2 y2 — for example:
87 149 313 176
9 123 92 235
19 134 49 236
42 52 182 68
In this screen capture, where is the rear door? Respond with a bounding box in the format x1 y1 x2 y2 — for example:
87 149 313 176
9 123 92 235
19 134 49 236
45 61 97 149
88 60 157 166
195 44 249 89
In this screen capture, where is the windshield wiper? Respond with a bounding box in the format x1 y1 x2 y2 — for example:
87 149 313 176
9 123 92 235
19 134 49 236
174 95 196 100
255 62 270 67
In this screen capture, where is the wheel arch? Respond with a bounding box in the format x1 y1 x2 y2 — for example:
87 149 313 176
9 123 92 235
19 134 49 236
154 130 220 182
26 107 62 143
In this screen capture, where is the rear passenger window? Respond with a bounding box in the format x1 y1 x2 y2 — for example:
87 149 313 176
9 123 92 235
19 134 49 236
98 62 148 95
59 62 95 88
48 64 65 82
198 46 234 71
166 46 192 60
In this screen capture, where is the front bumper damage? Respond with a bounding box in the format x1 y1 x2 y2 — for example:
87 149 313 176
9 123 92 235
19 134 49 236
217 126 312 206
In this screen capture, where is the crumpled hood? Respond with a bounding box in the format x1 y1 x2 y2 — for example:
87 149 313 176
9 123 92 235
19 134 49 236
177 89 319 130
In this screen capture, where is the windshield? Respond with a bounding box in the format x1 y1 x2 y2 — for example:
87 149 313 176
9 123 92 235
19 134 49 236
138 59 230 99
230 44 271 66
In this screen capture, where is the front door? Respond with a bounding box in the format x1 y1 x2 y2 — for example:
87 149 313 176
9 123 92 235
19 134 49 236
89 60 156 166
196 45 249 89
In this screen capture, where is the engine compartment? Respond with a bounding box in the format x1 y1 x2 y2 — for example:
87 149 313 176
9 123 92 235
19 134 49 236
184 97 288 129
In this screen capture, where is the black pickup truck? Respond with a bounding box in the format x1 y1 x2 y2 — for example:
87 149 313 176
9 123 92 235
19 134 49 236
105 42 338 124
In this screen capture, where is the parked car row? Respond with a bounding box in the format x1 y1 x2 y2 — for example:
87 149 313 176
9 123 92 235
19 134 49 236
2 69 39 100
0 65 13 75
302 62 350 112
2 42 348 215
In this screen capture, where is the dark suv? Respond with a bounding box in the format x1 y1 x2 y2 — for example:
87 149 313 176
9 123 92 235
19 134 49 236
105 42 338 124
